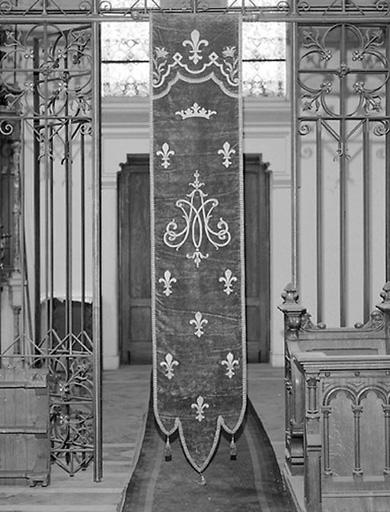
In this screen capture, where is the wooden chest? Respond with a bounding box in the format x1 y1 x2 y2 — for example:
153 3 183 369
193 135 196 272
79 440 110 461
0 367 50 486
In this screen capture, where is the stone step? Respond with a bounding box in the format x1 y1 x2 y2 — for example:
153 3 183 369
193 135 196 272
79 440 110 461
0 506 118 512
0 489 122 509
0 486 123 494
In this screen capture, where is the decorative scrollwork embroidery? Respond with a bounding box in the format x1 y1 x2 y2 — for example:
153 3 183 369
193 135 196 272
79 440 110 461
190 311 208 338
152 31 239 97
221 352 239 379
163 170 231 268
221 45 238 85
153 46 169 86
191 396 209 422
219 269 237 295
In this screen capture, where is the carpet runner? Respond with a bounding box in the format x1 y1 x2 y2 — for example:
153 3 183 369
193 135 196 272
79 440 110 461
121 395 296 512
151 12 246 475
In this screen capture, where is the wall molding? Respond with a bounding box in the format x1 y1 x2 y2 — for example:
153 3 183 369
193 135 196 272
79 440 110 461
102 96 291 127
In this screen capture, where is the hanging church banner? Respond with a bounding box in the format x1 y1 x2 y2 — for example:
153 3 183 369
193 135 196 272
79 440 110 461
151 13 246 473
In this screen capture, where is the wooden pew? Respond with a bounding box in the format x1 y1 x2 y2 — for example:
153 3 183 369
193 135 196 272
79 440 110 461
279 283 390 512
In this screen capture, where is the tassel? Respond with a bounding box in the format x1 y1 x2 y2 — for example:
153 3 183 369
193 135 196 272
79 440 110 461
230 436 237 460
164 436 172 461
199 473 206 486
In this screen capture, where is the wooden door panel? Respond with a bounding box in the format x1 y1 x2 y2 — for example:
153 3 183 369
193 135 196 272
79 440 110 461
244 155 271 362
129 172 150 297
118 156 151 364
118 154 270 364
244 170 260 299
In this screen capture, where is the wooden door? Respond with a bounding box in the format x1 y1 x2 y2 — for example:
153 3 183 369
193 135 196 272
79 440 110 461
244 154 271 362
118 154 270 364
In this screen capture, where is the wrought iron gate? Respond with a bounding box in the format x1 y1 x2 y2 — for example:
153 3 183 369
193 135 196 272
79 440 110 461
294 21 390 325
0 6 102 480
0 0 389 483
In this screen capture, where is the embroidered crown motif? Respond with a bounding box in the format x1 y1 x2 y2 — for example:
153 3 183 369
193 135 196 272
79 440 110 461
175 102 217 120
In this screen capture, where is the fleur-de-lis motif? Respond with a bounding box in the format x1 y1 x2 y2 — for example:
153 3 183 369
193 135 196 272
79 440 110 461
158 270 177 297
218 141 236 168
160 353 179 380
219 268 237 295
163 170 231 268
191 395 209 422
190 311 208 338
221 352 239 379
156 142 175 169
183 29 209 65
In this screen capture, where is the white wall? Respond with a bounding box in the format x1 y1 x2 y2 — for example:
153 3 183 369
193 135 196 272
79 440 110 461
101 99 150 369
243 99 291 366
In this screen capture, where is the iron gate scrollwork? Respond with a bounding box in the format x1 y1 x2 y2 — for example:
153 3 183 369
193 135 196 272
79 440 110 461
0 20 98 477
295 22 390 326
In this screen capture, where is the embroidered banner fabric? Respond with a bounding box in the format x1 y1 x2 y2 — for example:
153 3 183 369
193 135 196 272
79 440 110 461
151 13 246 473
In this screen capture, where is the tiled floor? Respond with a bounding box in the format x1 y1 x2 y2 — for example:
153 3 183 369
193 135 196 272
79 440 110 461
0 364 286 511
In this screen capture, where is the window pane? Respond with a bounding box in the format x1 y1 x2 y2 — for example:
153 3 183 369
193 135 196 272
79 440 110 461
101 22 149 61
243 22 286 60
242 61 286 97
102 63 149 97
